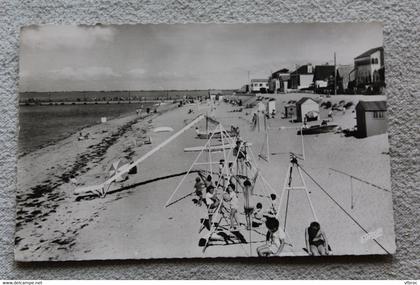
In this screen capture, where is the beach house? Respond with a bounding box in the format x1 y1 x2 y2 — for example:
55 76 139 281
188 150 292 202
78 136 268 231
313 65 335 94
354 47 384 87
289 64 314 90
268 68 290 93
356 101 387 138
250 79 269 93
296 97 319 122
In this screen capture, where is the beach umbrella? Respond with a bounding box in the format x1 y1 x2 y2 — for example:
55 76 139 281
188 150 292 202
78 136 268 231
108 159 129 182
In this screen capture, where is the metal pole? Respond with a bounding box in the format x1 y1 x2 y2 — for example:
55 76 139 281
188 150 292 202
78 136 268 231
249 214 252 256
266 131 270 162
301 127 305 160
297 165 318 222
106 114 205 186
164 122 219 207
276 163 293 219
334 52 337 96
283 187 291 232
329 168 390 193
350 176 354 209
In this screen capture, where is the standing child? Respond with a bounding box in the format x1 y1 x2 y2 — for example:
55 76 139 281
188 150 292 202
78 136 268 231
229 184 240 230
205 186 219 227
243 179 254 230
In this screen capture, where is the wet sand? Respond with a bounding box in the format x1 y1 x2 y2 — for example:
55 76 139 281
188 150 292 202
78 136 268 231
15 94 395 261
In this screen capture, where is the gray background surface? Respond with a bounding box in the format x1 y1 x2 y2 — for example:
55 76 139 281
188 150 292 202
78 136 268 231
0 0 418 280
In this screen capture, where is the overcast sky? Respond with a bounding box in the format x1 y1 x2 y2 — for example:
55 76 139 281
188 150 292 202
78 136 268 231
19 23 383 92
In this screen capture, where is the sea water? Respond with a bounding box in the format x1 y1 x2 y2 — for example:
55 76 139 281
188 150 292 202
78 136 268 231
18 103 150 156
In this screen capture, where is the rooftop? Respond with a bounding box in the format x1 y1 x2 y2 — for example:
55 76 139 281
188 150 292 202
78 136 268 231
355 46 384 59
291 64 313 75
272 68 290 76
250 79 268 82
356 100 387 111
296 97 318 105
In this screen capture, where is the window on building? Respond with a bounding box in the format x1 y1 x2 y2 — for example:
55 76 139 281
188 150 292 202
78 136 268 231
373 111 385 119
259 83 263 86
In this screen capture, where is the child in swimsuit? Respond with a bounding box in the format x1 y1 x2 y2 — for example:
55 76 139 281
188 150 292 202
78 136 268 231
305 221 329 256
256 217 285 256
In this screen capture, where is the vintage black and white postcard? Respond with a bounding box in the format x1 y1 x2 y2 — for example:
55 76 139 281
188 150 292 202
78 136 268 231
16 23 395 261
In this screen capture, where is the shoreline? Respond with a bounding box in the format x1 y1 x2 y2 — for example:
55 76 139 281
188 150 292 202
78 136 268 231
15 94 395 261
15 102 178 259
18 103 161 158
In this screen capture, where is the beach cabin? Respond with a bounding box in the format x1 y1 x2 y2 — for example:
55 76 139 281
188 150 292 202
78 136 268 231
296 97 319 122
284 104 296 118
356 101 387 138
266 99 276 114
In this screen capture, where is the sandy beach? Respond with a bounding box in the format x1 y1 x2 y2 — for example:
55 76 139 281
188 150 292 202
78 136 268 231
15 93 395 261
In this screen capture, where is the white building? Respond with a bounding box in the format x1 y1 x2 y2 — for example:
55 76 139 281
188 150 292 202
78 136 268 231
250 79 269 93
354 47 384 86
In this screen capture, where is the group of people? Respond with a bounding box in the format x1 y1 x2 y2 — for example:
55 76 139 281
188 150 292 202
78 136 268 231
193 174 241 230
192 136 330 257
257 218 330 257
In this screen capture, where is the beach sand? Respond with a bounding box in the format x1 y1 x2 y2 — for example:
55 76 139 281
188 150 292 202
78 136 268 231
15 94 396 261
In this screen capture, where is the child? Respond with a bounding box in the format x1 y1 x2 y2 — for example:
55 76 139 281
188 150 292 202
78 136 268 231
257 217 285 257
221 186 232 220
204 175 214 189
252 202 264 228
205 186 219 226
193 176 205 206
243 179 254 230
267 194 277 217
305 221 329 256
229 184 240 230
